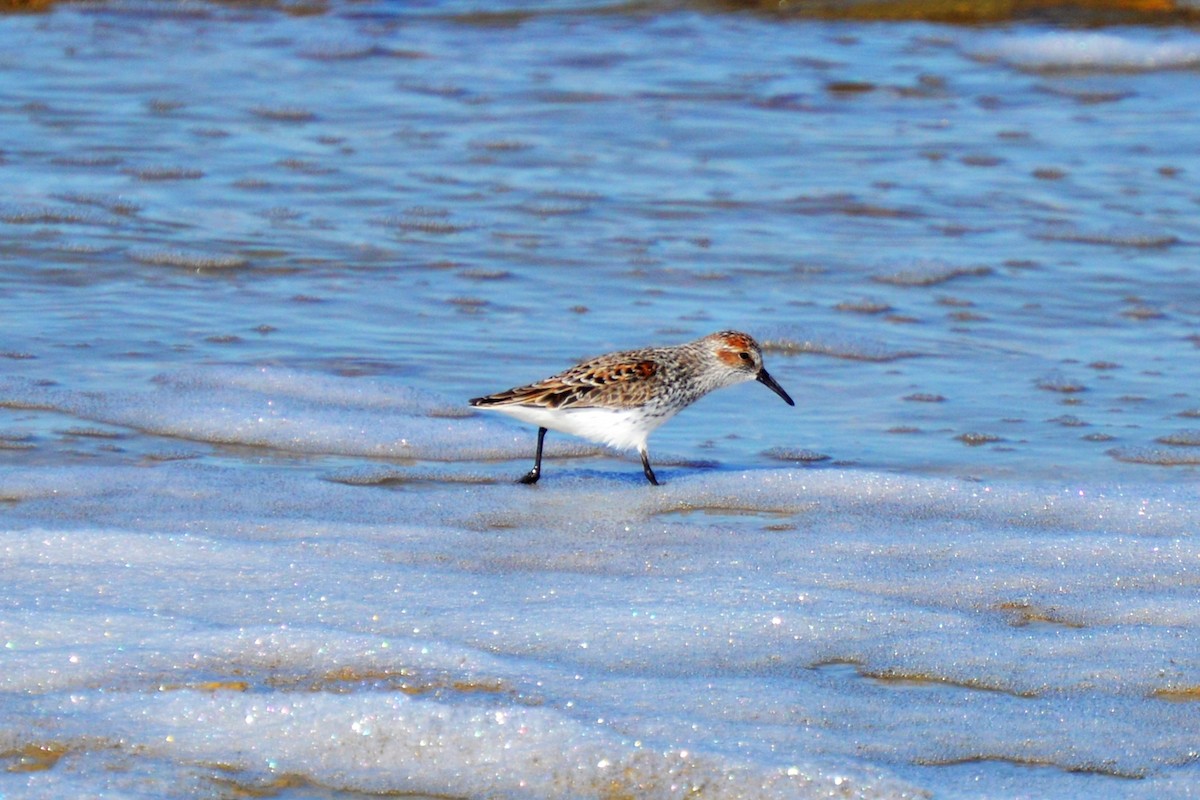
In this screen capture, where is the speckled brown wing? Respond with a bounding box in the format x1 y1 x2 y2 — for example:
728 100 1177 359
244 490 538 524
470 355 660 410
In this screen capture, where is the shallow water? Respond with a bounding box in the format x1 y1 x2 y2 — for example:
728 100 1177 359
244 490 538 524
2 2 1199 799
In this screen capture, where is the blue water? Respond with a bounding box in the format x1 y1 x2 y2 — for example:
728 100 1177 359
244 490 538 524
5 6 1200 482
2 3 1199 798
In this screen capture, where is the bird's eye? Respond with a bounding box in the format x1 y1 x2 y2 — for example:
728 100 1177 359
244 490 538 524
738 351 753 362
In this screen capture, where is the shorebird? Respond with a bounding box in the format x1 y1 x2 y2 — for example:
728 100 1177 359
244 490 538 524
469 330 794 485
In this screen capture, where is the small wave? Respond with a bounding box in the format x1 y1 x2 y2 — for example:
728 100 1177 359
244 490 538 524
1033 225 1179 249
761 335 921 362
834 299 893 315
0 206 108 226
871 261 992 287
130 250 251 271
1036 374 1088 394
957 432 1003 446
0 369 510 462
299 43 427 61
249 106 318 122
324 468 500 486
762 447 832 463
786 193 923 220
1156 430 1200 447
1108 446 1200 466
124 166 205 181
982 32 1200 73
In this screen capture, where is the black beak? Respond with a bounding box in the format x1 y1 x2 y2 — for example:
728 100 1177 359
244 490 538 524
756 368 794 406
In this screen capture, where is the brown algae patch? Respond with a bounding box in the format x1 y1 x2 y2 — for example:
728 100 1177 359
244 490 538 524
994 601 1085 629
2 742 71 773
654 505 801 522
0 0 57 9
324 470 499 487
157 679 251 693
268 666 521 700
155 668 524 701
862 669 1039 698
826 79 877 94
1150 685 1200 702
208 773 322 799
812 659 1037 698
914 754 1144 779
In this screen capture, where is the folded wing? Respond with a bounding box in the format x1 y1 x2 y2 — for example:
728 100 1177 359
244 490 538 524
470 358 658 410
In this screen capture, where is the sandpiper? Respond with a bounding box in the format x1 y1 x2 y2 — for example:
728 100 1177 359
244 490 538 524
469 330 794 485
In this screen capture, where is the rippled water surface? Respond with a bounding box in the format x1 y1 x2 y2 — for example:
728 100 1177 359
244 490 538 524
2 2 1199 798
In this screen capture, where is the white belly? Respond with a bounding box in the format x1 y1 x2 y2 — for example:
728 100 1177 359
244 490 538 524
478 403 675 452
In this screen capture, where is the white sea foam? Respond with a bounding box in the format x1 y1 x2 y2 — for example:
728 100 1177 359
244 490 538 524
15 687 919 800
2 447 1198 797
980 31 1200 72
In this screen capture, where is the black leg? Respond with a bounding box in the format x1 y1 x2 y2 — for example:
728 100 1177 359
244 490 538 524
518 427 548 485
640 448 660 486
